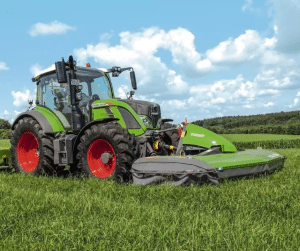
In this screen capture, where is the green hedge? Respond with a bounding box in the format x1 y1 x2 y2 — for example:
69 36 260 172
232 139 300 149
0 119 11 129
0 129 12 139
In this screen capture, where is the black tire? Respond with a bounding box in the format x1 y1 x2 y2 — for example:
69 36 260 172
75 123 136 182
161 123 180 148
10 117 57 175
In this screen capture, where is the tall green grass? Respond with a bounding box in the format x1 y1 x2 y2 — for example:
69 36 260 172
0 139 10 150
0 148 299 250
221 134 300 142
221 134 300 149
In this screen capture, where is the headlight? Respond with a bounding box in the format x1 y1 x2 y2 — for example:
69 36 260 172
140 116 153 128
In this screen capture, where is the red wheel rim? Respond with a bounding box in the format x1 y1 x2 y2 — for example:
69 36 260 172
17 131 40 173
87 139 116 179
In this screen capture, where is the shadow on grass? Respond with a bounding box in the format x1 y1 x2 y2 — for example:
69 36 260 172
218 170 281 184
0 166 76 179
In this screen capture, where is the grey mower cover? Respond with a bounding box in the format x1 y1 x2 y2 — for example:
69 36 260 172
131 149 286 186
131 156 220 186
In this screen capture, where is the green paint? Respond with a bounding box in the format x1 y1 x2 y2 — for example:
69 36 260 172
92 107 109 120
193 149 284 170
105 73 115 98
183 124 237 152
91 99 147 136
36 106 65 132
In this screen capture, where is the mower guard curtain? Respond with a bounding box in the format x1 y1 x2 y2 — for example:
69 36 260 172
131 157 220 186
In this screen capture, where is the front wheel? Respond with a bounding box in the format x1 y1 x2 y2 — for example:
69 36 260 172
76 123 136 182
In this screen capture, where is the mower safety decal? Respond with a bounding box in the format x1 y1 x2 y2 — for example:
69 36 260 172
92 102 113 108
191 133 205 138
268 153 280 158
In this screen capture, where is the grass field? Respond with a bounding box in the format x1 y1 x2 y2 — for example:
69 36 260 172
0 139 10 150
0 148 299 250
221 134 300 142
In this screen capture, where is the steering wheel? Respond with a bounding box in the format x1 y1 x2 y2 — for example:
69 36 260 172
91 94 100 101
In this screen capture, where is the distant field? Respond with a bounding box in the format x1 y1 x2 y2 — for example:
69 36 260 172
221 134 300 142
0 139 10 150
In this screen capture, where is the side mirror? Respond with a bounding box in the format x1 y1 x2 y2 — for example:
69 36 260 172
130 71 137 90
55 58 67 83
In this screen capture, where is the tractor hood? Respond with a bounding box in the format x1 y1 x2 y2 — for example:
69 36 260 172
120 99 161 128
183 124 237 152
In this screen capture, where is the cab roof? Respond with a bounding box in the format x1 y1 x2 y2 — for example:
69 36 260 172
33 65 109 80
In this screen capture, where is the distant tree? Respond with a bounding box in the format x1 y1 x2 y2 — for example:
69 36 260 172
0 119 11 129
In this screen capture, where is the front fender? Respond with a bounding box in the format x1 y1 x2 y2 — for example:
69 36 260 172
12 110 54 133
73 118 119 151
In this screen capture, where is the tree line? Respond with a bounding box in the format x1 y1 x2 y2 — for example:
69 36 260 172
192 110 300 135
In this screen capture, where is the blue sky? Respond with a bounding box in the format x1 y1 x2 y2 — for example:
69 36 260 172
0 0 299 124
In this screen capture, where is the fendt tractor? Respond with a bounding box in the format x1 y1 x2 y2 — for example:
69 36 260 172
10 56 180 181
9 55 286 185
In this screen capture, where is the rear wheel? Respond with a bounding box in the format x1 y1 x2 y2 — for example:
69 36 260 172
76 123 136 182
10 117 57 175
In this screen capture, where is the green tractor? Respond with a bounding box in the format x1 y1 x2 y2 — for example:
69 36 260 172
9 55 286 185
10 56 180 181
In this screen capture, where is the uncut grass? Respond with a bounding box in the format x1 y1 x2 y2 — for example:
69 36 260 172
221 134 300 142
0 149 299 250
0 140 10 150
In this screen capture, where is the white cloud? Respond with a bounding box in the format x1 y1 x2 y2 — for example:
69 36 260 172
29 20 76 37
11 90 35 107
163 100 186 108
117 85 130 99
0 61 9 70
242 0 254 12
3 110 9 115
263 102 275 107
243 104 253 108
14 110 22 115
166 70 189 93
288 91 300 108
100 31 114 43
74 27 213 87
211 97 226 104
30 64 55 77
206 30 274 64
258 89 280 96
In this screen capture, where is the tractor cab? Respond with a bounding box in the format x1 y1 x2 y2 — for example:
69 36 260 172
35 66 114 129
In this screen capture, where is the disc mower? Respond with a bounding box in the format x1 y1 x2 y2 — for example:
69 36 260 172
0 55 286 185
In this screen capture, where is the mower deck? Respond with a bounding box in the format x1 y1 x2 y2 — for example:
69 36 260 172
131 149 286 186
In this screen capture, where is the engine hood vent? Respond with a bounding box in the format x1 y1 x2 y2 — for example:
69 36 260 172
120 99 161 127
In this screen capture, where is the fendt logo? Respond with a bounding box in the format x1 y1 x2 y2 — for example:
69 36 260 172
191 133 205 138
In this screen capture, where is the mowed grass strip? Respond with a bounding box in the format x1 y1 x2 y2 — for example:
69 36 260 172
0 149 299 250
